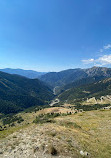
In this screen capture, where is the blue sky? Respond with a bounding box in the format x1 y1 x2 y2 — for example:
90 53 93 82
0 0 111 72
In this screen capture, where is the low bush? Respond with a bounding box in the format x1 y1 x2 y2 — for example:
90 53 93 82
2 115 24 125
59 121 81 129
33 113 60 124
75 104 110 111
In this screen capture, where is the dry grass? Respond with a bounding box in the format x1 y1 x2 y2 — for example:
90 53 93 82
0 124 30 139
54 110 111 158
0 108 111 157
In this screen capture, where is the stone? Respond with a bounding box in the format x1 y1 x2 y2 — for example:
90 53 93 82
0 149 3 154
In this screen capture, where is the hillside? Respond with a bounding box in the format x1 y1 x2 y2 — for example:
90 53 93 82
0 67 111 157
0 68 46 79
58 78 111 104
39 68 87 88
57 76 105 95
39 67 111 89
0 107 111 158
0 71 54 114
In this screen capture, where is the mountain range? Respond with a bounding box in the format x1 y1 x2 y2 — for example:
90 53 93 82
0 68 46 79
39 66 111 88
1 66 111 114
39 66 111 104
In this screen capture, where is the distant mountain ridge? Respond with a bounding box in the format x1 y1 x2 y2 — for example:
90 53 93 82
39 67 111 89
0 68 46 79
39 68 87 88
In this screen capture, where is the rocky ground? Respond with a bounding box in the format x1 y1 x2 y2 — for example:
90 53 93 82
0 123 81 158
0 109 111 158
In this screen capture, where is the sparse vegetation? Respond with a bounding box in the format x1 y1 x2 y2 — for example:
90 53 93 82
2 115 24 126
75 104 110 111
0 107 111 157
1 67 111 157
33 113 61 124
58 121 81 129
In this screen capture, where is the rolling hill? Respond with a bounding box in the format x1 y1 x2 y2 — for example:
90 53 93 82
0 71 54 114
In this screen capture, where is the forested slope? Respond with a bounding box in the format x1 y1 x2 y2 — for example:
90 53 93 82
0 71 54 114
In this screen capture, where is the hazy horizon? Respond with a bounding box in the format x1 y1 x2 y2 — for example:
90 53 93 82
0 65 110 73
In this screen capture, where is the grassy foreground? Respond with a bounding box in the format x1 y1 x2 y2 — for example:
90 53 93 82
0 108 111 157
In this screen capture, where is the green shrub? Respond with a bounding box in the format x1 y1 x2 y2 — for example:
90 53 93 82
75 104 110 111
33 113 60 124
2 115 24 125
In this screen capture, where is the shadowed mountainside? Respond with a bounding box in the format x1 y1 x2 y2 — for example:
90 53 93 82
58 77 111 104
0 71 54 114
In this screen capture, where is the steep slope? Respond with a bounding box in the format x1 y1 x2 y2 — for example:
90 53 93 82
58 78 111 104
0 71 54 114
0 68 46 79
84 66 111 77
39 67 111 89
57 76 106 94
39 68 87 88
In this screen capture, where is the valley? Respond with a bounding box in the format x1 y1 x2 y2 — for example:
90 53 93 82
1 1 111 157
0 66 111 158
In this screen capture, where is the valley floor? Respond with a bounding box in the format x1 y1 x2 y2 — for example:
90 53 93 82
0 109 111 158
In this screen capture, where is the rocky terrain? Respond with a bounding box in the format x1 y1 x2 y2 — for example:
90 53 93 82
0 125 74 158
0 108 111 158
